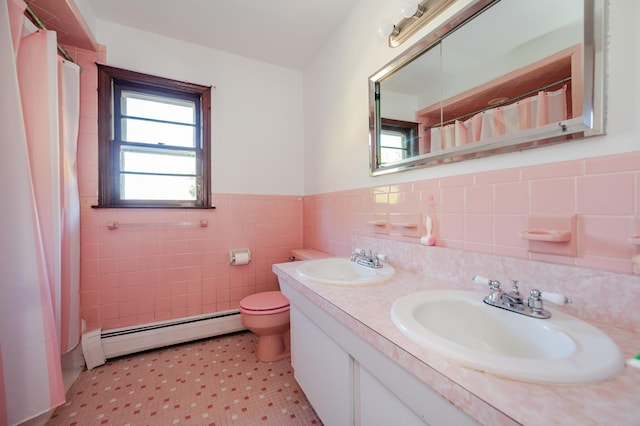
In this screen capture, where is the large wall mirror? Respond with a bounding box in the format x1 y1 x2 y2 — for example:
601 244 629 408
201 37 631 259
369 0 606 176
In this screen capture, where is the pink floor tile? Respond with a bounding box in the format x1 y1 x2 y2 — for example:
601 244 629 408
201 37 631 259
48 332 322 425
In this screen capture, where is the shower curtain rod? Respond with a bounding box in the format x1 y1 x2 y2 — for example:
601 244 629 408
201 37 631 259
24 3 75 63
429 76 572 129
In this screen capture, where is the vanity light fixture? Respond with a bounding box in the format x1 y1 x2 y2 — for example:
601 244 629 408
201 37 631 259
400 0 423 18
380 0 457 48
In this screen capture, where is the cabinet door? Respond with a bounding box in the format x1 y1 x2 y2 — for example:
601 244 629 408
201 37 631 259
357 363 426 426
290 305 353 426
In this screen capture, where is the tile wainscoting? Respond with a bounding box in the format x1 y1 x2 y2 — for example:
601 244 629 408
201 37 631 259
304 151 640 277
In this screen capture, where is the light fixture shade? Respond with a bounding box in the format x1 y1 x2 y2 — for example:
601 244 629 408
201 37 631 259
378 19 395 39
400 0 420 18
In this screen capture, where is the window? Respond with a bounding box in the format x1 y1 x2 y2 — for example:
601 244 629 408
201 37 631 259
97 65 211 208
379 118 419 164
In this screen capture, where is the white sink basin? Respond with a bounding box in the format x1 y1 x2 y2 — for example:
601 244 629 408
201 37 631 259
296 258 395 285
391 290 624 384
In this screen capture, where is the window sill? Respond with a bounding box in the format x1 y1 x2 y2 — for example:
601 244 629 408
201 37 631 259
92 205 216 209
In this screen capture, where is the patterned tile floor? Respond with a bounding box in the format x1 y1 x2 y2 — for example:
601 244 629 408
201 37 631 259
48 332 322 425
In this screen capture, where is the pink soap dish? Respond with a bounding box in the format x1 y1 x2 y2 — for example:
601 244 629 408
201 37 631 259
390 222 418 228
519 229 571 242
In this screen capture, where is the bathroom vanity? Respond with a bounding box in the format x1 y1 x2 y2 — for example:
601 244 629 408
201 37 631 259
286 283 477 425
274 252 640 425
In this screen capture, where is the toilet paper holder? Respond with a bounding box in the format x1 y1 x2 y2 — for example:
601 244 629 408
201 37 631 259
229 248 251 265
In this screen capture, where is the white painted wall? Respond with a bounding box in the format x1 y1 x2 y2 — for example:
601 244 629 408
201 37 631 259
73 0 97 37
380 91 419 122
95 20 305 196
90 1 639 197
303 0 640 195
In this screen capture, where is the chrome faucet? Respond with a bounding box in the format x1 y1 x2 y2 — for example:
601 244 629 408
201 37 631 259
500 280 523 307
472 276 571 319
350 248 384 269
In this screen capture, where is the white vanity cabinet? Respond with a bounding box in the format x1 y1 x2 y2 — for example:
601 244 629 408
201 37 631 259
281 280 479 426
357 363 425 426
290 305 353 425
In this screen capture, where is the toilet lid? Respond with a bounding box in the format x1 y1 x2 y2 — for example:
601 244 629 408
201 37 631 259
240 291 290 312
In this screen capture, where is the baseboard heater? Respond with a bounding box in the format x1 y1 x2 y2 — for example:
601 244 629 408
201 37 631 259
81 309 245 369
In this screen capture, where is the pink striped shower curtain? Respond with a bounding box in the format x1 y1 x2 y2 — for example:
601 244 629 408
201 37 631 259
1 0 81 424
430 86 568 150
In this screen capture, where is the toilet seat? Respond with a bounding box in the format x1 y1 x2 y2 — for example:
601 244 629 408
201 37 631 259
240 291 290 314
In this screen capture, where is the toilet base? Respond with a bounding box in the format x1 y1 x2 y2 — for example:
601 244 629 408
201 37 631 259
255 329 290 362
240 291 291 363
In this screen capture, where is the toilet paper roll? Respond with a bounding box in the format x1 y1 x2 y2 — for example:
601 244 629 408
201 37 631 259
230 249 251 265
232 252 250 265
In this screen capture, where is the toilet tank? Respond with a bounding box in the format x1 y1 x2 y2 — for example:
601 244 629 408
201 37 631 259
290 249 332 261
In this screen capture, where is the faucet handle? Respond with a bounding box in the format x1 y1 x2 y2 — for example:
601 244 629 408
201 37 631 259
472 275 500 289
472 275 490 285
527 289 550 318
540 291 572 305
510 280 521 297
475 276 503 304
370 252 385 267
527 289 571 319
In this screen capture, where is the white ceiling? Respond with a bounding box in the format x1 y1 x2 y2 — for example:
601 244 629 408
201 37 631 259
85 0 360 70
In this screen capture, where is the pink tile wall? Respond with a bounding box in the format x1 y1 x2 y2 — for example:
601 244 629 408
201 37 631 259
79 194 302 331
304 153 640 276
71 47 302 331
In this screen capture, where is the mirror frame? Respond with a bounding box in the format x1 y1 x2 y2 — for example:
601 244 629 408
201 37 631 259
369 0 606 176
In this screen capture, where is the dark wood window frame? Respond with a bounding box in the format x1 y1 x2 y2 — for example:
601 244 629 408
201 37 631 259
96 64 212 208
379 118 420 161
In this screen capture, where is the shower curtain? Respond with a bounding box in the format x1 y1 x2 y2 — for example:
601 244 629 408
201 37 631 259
59 58 81 355
432 86 569 148
1 0 81 423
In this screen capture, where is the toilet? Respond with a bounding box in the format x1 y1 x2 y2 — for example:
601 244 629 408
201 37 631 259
239 291 291 362
239 250 331 362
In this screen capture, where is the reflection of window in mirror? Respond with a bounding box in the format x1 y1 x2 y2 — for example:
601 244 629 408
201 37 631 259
379 118 419 163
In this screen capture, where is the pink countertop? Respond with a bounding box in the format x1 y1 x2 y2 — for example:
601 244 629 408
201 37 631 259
274 260 640 426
